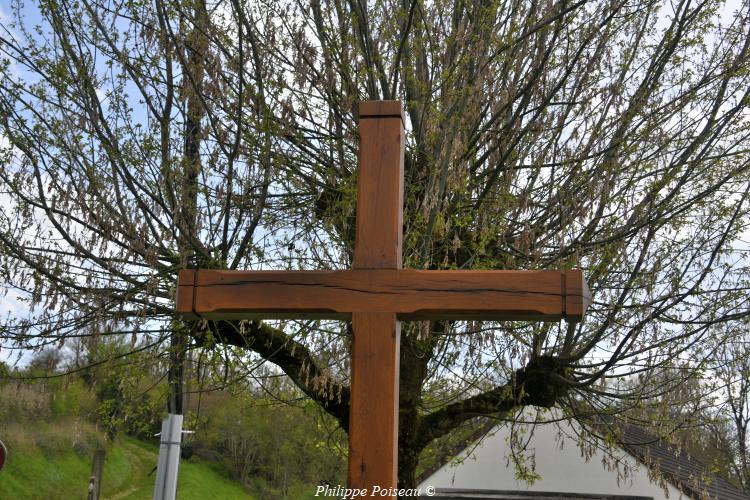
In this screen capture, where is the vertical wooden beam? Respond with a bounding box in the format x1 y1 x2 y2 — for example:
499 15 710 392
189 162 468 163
348 312 401 492
353 100 405 270
348 100 405 496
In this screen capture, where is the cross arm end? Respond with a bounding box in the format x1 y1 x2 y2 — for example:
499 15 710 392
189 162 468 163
175 269 199 320
564 270 591 322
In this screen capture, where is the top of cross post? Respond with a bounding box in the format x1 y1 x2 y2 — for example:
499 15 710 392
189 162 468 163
359 100 404 123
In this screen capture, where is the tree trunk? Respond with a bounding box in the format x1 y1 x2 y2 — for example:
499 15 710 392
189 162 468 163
172 0 209 414
397 323 433 490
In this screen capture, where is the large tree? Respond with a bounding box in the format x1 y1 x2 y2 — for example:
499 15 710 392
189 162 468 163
1 0 750 487
708 320 750 491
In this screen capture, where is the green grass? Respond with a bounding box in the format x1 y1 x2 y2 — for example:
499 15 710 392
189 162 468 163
113 438 252 500
0 434 251 499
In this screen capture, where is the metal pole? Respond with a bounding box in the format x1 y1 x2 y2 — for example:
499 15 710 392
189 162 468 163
153 414 183 500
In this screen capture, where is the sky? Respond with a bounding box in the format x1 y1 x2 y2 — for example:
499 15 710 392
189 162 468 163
0 0 748 366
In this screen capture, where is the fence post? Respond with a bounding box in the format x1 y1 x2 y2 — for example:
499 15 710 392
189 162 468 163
87 448 105 500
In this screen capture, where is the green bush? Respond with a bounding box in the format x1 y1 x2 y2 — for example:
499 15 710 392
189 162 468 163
50 378 98 419
3 418 106 460
191 395 346 497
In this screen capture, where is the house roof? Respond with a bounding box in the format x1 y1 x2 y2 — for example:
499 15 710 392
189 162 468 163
619 425 749 500
419 418 750 500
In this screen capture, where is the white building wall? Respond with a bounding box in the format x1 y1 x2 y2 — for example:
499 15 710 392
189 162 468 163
419 415 688 499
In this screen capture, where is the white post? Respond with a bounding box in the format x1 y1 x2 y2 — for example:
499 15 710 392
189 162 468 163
153 413 183 500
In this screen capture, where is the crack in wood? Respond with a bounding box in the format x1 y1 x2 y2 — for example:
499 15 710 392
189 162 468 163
191 281 571 297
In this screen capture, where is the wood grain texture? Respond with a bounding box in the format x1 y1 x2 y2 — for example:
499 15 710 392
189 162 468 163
175 269 197 319
359 100 405 121
174 269 590 321
348 312 400 493
350 101 404 498
173 101 591 496
353 101 404 269
564 269 591 320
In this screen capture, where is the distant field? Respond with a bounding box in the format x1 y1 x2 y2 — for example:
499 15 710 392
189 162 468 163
0 435 251 499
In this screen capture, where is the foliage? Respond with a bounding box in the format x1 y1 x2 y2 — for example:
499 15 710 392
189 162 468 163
1 418 105 461
27 348 62 373
1 0 750 487
708 321 750 491
0 359 343 497
0 435 252 500
0 374 97 424
80 338 167 439
188 391 346 497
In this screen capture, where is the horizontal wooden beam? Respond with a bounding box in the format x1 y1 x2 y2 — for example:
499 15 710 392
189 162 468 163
176 269 590 322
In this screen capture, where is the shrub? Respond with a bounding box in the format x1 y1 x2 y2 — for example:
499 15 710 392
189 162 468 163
3 419 106 459
191 395 346 496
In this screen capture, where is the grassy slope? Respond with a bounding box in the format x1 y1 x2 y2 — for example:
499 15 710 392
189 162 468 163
0 436 251 499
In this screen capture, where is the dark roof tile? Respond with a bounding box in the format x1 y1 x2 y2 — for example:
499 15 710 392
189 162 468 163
620 425 749 500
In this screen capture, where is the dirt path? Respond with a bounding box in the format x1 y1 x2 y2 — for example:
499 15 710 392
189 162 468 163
108 483 141 500
105 441 154 500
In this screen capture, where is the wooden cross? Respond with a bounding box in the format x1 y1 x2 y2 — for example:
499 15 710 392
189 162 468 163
175 101 590 497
